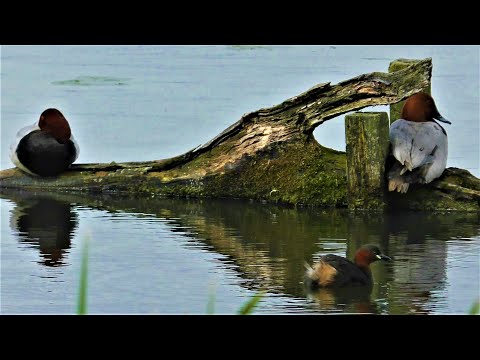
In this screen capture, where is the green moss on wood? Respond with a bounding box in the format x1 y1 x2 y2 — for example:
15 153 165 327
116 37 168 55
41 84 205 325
345 112 390 210
387 168 480 211
200 140 348 207
145 139 348 207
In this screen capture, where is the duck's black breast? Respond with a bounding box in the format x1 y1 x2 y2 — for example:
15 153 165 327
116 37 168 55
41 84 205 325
321 254 372 287
16 130 77 177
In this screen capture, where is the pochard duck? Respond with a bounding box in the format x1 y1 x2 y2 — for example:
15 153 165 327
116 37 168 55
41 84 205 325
388 93 451 193
9 108 80 177
304 244 391 288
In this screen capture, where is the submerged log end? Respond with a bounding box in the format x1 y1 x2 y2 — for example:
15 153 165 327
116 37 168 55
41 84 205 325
0 139 350 208
386 168 480 211
1 160 479 211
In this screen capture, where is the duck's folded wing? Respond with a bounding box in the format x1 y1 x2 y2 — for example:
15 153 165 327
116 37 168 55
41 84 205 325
390 119 416 168
409 123 445 170
9 122 40 158
70 134 80 161
321 255 369 286
390 120 439 171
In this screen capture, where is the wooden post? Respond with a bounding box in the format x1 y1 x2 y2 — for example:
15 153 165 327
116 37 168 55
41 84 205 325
345 112 390 210
389 59 432 124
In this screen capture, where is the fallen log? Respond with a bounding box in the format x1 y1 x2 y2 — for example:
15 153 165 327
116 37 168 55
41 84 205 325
1 58 478 210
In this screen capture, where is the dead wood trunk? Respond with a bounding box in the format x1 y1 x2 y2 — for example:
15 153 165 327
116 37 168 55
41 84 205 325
1 58 478 210
345 112 390 210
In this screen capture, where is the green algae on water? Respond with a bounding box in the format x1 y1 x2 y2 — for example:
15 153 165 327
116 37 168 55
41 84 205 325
52 76 130 86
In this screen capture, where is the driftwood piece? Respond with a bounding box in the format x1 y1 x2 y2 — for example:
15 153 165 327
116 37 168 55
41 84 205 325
1 58 478 210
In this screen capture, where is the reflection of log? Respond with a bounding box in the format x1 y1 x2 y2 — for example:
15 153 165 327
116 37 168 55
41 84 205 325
1 58 478 210
2 189 479 313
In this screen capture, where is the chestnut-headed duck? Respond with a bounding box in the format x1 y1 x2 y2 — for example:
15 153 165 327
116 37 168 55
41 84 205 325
388 93 451 193
304 244 391 288
9 108 80 177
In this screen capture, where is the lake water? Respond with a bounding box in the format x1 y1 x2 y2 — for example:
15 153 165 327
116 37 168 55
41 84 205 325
1 45 479 314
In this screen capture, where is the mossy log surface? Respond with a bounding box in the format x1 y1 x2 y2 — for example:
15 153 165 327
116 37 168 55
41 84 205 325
345 112 390 210
1 58 479 210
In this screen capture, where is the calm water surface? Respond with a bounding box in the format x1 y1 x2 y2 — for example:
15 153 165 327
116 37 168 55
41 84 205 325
1 191 479 314
1 45 479 314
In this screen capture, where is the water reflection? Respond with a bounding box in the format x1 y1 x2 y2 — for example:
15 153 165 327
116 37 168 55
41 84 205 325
6 191 78 267
334 211 479 314
1 189 478 314
306 285 377 314
383 211 476 314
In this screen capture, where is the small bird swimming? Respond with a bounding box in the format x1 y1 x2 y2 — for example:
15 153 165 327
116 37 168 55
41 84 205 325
9 108 80 177
304 244 391 289
388 92 451 193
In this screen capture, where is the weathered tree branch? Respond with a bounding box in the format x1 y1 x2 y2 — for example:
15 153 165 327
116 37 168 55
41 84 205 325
1 57 478 210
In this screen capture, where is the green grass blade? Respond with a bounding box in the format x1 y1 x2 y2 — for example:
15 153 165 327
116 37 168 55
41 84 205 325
237 291 265 315
77 235 90 315
206 285 216 315
468 300 480 315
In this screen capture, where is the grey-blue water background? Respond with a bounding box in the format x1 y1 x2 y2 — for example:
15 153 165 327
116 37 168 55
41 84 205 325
1 45 479 314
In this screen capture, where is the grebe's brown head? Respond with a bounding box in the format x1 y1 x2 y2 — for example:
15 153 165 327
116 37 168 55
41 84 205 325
401 93 451 125
354 244 391 268
38 108 72 144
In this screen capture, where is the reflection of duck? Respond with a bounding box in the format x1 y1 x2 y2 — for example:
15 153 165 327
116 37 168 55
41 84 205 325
388 93 451 193
10 196 78 267
304 244 391 288
306 285 378 314
9 108 80 177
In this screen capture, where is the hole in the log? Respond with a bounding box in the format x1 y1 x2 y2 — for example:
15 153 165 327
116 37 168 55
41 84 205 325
313 116 346 151
313 105 389 151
